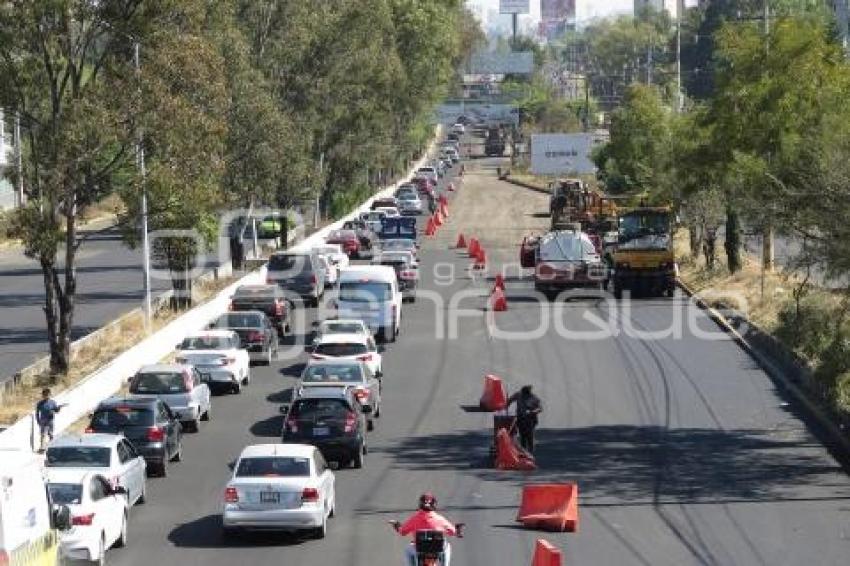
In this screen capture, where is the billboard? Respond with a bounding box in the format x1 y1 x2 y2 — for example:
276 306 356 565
541 0 575 22
500 0 530 14
530 133 604 175
468 51 534 75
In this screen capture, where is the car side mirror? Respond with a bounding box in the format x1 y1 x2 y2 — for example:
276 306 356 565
361 404 373 414
51 505 71 531
279 404 290 415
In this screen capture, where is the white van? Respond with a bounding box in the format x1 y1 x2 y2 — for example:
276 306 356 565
0 450 69 566
335 266 402 342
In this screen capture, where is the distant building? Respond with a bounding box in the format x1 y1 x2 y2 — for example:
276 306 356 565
540 0 576 41
634 0 679 18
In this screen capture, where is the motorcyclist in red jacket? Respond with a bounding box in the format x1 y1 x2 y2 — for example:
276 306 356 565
390 493 464 565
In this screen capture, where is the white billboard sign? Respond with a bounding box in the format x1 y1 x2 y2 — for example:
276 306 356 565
530 133 603 175
500 0 530 14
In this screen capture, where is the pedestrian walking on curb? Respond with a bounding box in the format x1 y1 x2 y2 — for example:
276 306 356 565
507 385 542 454
35 388 64 453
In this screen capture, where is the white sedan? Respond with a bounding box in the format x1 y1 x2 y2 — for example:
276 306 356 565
176 330 251 394
312 319 372 348
46 469 130 564
310 332 383 377
222 444 336 539
312 244 350 271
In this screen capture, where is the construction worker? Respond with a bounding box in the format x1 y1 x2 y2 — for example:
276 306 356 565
507 385 542 454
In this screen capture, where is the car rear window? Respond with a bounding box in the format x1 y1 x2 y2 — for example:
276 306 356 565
91 407 155 428
268 254 311 272
48 483 83 505
328 230 356 241
215 313 263 328
339 281 392 302
130 372 188 394
291 399 351 418
322 322 364 334
314 343 368 356
181 336 232 350
235 456 310 478
234 286 277 299
46 447 111 468
302 364 363 383
382 240 414 251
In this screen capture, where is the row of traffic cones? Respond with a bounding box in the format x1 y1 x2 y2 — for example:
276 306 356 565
454 233 507 311
424 195 452 237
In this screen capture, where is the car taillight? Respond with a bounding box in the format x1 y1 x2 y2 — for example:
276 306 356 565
72 513 95 526
274 300 285 317
354 388 369 401
247 331 263 342
400 270 416 280
146 427 165 442
285 417 299 433
84 426 94 433
537 263 555 277
310 273 318 286
224 487 239 503
301 487 320 503
356 354 372 362
344 412 357 433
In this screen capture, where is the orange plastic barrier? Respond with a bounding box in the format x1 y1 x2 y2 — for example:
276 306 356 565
516 483 579 533
456 234 467 249
425 218 436 237
433 212 443 227
490 288 507 311
439 194 448 206
531 539 563 566
495 429 536 470
479 374 508 411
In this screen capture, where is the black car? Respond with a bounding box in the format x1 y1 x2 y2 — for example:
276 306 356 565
281 388 368 469
342 219 377 256
208 311 278 365
86 397 183 477
229 284 290 336
266 252 326 307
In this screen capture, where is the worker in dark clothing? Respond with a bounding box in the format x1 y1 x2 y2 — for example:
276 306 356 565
507 385 542 454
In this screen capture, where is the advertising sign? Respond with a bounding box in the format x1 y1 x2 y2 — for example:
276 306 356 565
530 133 603 175
499 0 530 14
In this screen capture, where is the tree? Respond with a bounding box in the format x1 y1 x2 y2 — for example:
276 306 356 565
0 0 173 375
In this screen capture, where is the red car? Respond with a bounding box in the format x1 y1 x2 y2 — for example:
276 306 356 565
411 176 435 197
326 229 361 258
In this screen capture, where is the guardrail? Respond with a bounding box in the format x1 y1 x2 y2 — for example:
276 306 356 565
0 126 442 451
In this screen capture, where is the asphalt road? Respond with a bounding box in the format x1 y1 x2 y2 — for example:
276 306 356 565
103 158 850 566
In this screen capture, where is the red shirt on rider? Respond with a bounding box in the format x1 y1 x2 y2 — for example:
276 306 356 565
398 509 457 537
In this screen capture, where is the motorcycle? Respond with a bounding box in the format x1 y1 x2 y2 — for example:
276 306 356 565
389 523 464 566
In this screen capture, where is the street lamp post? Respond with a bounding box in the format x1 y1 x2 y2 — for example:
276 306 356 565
134 41 152 332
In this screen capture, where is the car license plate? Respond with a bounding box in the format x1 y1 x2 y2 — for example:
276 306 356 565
313 427 330 436
260 491 280 504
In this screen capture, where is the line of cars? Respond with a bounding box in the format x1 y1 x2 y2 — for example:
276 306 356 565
220 143 463 542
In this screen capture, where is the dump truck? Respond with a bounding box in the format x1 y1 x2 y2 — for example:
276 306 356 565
610 206 677 298
484 127 506 157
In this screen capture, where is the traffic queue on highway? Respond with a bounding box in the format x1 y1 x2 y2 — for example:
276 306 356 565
0 130 464 566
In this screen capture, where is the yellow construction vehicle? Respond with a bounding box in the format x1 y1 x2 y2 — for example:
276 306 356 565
610 206 677 298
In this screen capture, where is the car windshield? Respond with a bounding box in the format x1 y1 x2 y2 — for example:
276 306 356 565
538 234 585 262
291 399 351 418
302 364 363 383
321 322 365 334
314 342 368 356
397 193 416 201
234 286 277 300
46 446 111 468
90 407 154 428
268 254 310 273
328 230 356 241
181 336 231 350
131 372 188 394
214 313 263 328
48 483 83 505
338 281 392 302
366 212 385 221
236 457 311 478
619 212 671 248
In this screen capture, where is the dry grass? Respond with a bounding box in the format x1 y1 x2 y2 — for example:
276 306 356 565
0 273 237 426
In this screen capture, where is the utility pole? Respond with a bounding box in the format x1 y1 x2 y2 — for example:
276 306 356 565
676 0 684 112
762 1 774 274
14 111 24 207
512 13 518 46
135 41 152 332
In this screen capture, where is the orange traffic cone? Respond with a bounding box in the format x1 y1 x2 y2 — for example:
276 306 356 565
493 273 505 292
433 212 443 227
440 202 449 218
456 234 467 249
439 194 448 206
480 374 508 411
490 287 507 311
474 248 487 270
425 218 435 237
468 238 479 257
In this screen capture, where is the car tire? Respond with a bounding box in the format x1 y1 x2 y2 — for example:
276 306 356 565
201 405 211 421
137 481 147 504
367 419 374 432
352 446 364 469
95 535 106 566
312 513 327 539
329 497 336 518
171 441 183 463
158 457 168 478
261 348 272 366
116 512 128 548
187 418 200 433
231 382 242 395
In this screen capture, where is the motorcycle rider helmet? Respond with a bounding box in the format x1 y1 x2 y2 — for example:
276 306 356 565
418 492 437 511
